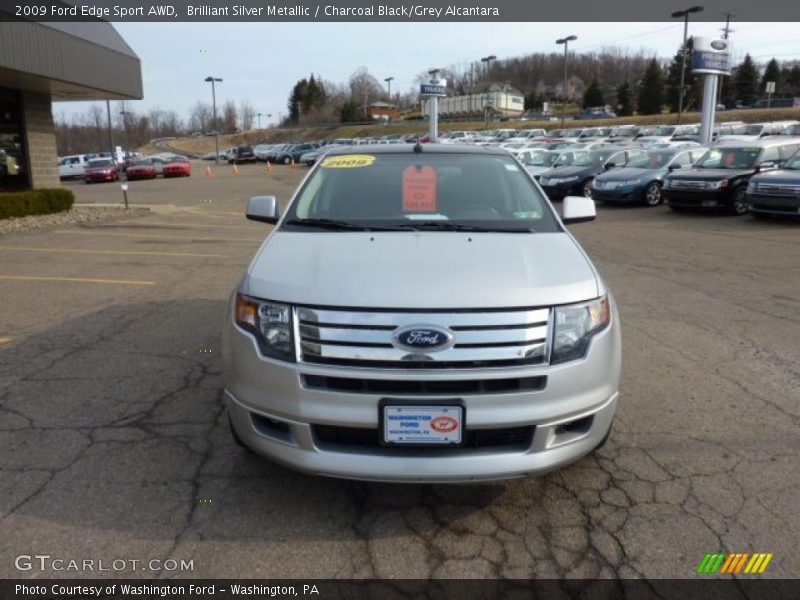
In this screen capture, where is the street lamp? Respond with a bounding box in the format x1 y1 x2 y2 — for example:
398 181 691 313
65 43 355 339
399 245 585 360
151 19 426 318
556 35 578 127
480 56 496 125
256 112 263 129
384 76 394 103
671 5 704 124
204 76 222 163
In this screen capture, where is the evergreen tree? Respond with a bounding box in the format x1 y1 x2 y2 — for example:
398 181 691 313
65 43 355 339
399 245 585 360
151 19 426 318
666 37 702 112
734 54 760 106
582 80 605 108
339 99 360 123
287 78 308 123
761 59 781 94
637 59 664 115
616 82 633 116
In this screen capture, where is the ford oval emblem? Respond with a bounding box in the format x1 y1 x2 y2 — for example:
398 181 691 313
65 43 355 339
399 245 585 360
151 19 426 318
711 40 728 50
392 325 454 353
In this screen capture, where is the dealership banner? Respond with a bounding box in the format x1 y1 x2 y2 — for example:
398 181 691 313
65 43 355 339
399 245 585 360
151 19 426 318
2 0 800 21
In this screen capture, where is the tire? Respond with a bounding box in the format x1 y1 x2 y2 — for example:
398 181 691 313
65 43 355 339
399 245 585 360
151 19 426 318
643 181 662 206
583 180 594 198
282 156 291 165
729 186 749 216
592 421 613 452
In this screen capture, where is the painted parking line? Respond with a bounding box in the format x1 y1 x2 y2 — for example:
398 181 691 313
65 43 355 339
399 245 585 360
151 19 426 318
103 221 265 232
0 275 155 286
55 230 264 243
0 246 228 258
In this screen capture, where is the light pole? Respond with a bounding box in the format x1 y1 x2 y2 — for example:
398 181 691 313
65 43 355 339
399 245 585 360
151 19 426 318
384 76 394 103
267 113 272 128
119 107 131 159
256 112 263 129
204 76 222 163
671 5 704 124
556 36 577 127
480 55 496 125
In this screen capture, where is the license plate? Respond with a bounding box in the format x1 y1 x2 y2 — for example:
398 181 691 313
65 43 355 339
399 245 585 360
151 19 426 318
381 403 464 446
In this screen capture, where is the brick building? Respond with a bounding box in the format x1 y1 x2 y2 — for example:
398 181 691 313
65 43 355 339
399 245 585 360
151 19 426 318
0 21 142 192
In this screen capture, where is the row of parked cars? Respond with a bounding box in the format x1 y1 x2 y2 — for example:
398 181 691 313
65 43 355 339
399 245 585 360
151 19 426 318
58 152 192 183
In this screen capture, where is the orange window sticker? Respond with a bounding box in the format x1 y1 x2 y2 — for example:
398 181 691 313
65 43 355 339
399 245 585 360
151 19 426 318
403 165 437 212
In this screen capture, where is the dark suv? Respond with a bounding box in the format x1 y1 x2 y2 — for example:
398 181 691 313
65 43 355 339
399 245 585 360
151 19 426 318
539 147 645 200
746 148 800 218
663 140 800 215
229 146 257 164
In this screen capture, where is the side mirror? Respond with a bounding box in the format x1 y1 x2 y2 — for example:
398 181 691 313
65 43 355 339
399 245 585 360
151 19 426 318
562 196 596 224
668 164 681 171
758 161 776 170
604 162 616 170
246 195 280 224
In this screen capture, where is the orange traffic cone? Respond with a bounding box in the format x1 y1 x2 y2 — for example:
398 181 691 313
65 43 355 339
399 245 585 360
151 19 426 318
206 165 213 176
290 158 297 169
233 164 240 176
266 162 272 173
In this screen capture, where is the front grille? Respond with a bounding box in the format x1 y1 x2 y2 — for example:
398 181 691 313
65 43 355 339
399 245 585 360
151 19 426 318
297 306 550 369
669 179 707 190
313 424 535 453
303 374 547 395
756 183 800 196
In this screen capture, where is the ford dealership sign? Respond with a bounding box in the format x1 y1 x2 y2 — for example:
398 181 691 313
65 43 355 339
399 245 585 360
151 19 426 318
692 37 733 76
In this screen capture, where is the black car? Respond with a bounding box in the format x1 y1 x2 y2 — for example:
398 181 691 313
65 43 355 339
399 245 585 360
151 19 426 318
662 140 800 215
271 143 318 165
538 147 645 201
229 146 256 164
745 149 800 218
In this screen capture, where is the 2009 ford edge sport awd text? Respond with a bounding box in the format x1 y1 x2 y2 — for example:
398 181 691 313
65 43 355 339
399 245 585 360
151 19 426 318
223 145 621 482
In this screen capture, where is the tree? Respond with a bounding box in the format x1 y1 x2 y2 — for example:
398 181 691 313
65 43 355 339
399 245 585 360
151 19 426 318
637 58 664 115
761 58 781 95
239 100 256 130
189 101 212 133
616 82 633 116
666 37 702 112
339 99 361 123
734 54 760 106
582 79 605 108
221 100 237 131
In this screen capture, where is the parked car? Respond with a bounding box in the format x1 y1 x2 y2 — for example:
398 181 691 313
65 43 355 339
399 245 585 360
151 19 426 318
636 125 698 147
270 144 300 165
519 148 572 179
58 154 91 179
229 145 257 164
575 107 617 120
125 158 157 180
224 144 620 482
591 147 705 206
781 123 800 136
163 155 191 177
84 158 119 184
539 147 645 200
745 148 800 218
718 121 798 142
663 139 800 215
298 144 347 166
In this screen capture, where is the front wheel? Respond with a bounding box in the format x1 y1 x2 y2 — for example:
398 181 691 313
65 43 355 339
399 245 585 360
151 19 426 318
282 156 291 165
583 179 594 198
643 182 662 206
729 186 748 216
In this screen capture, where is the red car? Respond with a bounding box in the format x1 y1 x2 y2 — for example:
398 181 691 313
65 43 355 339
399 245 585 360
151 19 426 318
125 158 157 180
163 156 191 178
84 158 119 184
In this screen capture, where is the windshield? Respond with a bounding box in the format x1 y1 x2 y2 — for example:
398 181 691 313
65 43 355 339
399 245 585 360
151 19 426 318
730 124 763 135
131 159 152 166
784 151 800 169
283 153 559 232
695 147 760 169
88 159 113 167
653 126 676 137
565 130 582 138
565 150 612 167
626 152 672 169
524 150 559 166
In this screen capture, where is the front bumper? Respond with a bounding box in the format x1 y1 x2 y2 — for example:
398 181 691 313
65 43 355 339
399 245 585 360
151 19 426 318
664 187 730 209
222 306 621 483
746 192 800 216
540 181 583 201
591 185 645 203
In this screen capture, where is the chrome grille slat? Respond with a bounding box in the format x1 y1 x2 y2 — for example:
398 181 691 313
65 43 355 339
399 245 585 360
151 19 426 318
756 183 800 196
297 306 551 368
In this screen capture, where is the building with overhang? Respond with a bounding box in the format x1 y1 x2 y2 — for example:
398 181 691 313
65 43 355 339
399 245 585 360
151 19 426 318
0 20 142 192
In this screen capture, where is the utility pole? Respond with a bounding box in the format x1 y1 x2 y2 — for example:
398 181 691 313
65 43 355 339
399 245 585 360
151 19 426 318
717 13 734 105
204 76 222 163
556 36 577 127
256 112 263 129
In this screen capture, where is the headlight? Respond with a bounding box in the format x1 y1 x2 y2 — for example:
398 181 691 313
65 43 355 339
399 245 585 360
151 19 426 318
235 293 295 361
706 180 729 190
551 296 611 364
540 177 550 185
746 181 756 193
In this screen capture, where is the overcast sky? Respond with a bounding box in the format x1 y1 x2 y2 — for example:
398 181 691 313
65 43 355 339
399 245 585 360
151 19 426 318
53 22 799 125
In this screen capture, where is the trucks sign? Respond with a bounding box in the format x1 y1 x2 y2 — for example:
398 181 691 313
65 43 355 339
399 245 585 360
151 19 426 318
420 79 447 97
692 37 733 76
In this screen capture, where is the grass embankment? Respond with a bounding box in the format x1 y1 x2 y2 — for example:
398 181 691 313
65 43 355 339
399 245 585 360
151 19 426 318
150 107 800 156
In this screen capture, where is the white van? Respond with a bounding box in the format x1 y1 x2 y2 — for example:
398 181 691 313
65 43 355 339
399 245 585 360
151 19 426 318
58 155 91 179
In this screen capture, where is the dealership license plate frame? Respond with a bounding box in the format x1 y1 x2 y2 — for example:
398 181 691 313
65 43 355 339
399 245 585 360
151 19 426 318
379 399 465 447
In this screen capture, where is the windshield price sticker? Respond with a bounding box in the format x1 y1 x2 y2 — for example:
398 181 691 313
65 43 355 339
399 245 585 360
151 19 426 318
402 165 437 212
320 155 375 168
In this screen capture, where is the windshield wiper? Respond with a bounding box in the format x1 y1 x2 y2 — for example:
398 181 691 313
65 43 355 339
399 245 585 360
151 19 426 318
283 218 403 232
396 221 535 233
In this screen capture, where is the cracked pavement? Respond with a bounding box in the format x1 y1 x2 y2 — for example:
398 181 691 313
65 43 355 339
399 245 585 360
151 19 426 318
0 164 798 579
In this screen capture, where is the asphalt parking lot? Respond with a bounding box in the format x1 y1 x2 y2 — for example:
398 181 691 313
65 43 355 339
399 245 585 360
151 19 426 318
0 160 798 579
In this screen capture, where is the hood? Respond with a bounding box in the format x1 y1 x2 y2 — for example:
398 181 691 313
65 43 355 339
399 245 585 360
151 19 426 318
246 231 599 309
524 165 553 176
717 135 759 142
595 166 662 182
636 135 669 143
750 169 800 185
541 165 598 179
666 167 752 180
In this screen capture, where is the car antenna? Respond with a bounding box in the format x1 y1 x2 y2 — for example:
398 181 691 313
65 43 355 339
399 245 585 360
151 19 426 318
413 136 423 153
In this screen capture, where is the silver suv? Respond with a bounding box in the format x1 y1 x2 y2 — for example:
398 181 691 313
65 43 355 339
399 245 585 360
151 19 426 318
223 145 621 482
